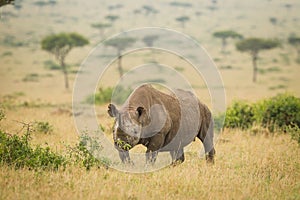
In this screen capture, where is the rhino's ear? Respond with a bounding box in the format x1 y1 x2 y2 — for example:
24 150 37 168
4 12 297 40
108 104 118 117
136 106 145 118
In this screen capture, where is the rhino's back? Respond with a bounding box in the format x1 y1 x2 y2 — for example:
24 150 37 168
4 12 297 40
160 89 202 151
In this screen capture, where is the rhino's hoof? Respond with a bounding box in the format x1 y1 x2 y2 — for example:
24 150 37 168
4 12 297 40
205 155 215 164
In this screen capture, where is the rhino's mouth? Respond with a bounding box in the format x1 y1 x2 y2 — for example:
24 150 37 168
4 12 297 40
115 138 132 151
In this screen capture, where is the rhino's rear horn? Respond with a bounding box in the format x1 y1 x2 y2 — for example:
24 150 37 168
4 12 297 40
108 103 118 117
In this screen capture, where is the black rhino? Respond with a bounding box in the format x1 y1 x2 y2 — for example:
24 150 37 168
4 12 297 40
108 84 215 165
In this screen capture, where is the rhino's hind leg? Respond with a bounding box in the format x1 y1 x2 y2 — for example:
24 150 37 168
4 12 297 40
197 119 215 164
170 148 185 164
205 148 215 164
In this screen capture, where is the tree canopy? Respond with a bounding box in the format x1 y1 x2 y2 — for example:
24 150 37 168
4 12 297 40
236 38 280 82
41 32 89 60
104 37 136 53
176 16 190 28
104 37 136 77
142 35 159 47
105 15 119 23
288 35 300 61
41 32 89 89
91 23 111 38
213 30 243 52
213 30 243 40
142 5 158 15
236 38 280 53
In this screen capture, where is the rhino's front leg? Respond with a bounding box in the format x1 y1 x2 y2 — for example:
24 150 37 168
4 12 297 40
118 150 131 164
145 133 165 165
146 149 158 164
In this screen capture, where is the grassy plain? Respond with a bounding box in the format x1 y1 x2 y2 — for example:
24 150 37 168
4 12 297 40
0 0 300 199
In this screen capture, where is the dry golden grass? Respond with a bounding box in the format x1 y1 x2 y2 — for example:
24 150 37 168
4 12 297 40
1 0 300 199
0 129 299 200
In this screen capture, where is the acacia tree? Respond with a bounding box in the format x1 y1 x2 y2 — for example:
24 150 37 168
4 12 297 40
213 30 243 53
142 5 158 15
105 15 119 24
104 37 136 78
288 36 300 62
176 16 190 29
41 33 89 89
142 35 159 48
236 38 280 82
91 23 111 38
143 35 159 61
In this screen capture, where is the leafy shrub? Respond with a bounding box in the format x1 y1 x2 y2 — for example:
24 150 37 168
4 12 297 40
0 35 26 47
0 92 25 109
22 73 39 82
1 51 13 57
44 60 61 70
221 93 300 135
33 121 53 134
86 86 132 105
66 134 110 170
214 113 225 131
0 129 110 171
285 124 300 145
0 130 66 170
0 109 5 121
224 101 255 129
259 94 300 131
112 86 132 104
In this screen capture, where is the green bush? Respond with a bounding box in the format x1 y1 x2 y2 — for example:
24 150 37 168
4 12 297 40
0 130 66 170
259 94 300 131
285 125 300 145
34 121 53 134
66 134 110 170
0 123 110 171
0 109 5 121
112 86 132 104
86 86 132 105
224 101 255 129
221 94 300 139
22 73 39 82
43 60 61 70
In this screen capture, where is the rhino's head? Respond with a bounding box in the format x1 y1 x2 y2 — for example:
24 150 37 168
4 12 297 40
108 103 148 150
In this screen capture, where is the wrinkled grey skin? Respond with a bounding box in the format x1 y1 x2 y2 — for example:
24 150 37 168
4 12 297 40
108 84 215 165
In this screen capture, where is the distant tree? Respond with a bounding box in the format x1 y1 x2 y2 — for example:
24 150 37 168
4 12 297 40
104 37 136 78
143 35 159 61
41 33 89 89
142 35 159 48
142 5 158 15
0 0 14 7
91 23 111 38
170 2 192 8
48 0 56 7
176 16 190 29
213 30 243 53
269 17 277 26
133 9 141 15
236 38 280 82
288 36 300 62
211 0 218 5
105 15 119 24
107 4 123 11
